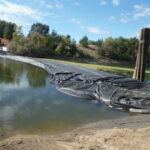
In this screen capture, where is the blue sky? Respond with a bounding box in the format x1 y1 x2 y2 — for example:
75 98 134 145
0 0 149 41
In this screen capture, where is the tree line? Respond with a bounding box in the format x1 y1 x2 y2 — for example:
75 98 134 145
0 20 16 40
1 20 149 62
79 35 140 61
10 22 79 58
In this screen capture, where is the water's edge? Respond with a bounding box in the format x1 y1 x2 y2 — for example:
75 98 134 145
0 55 45 70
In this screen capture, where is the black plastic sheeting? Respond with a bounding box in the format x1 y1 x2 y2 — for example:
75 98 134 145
40 60 150 113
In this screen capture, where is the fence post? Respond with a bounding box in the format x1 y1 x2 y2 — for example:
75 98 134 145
133 28 150 81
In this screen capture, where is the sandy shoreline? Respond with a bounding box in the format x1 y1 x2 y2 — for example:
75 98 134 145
1 55 150 149
0 115 150 150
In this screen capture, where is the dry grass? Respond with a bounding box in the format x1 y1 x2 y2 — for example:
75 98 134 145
76 44 97 58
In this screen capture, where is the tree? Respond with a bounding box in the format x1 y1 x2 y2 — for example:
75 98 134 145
13 25 23 37
96 39 103 47
29 23 49 36
3 23 10 39
88 40 96 45
12 25 24 42
0 20 16 40
54 35 77 57
96 37 139 61
10 31 49 57
65 35 71 46
126 37 138 60
70 39 77 56
0 20 6 37
79 36 88 47
51 30 58 40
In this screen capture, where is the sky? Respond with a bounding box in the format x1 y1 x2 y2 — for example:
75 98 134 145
0 0 149 41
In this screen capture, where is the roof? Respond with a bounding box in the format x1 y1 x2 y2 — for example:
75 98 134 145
0 38 10 45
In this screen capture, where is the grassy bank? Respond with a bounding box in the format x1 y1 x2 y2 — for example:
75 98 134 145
43 58 150 81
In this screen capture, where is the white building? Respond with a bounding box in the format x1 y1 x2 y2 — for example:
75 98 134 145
0 38 10 54
2 46 9 52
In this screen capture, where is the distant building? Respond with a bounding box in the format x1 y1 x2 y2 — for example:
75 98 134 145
2 46 8 52
0 38 10 53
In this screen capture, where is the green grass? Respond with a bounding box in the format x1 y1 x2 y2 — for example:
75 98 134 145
43 58 150 81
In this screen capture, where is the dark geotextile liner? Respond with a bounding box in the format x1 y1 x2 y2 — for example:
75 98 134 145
1 55 150 113
41 61 150 113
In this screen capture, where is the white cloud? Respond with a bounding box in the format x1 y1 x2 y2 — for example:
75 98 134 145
35 0 53 9
145 24 150 28
118 5 150 24
80 26 85 29
71 18 82 24
100 0 107 6
56 1 63 9
38 0 46 5
0 13 31 26
86 26 109 34
108 16 115 21
56 4 63 8
112 0 120 6
0 0 43 26
133 5 150 19
74 2 80 6
0 0 41 20
47 4 53 9
120 13 130 23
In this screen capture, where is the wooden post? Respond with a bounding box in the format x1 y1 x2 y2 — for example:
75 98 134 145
133 28 150 81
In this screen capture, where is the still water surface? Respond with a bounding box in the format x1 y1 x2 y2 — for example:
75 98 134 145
0 57 129 134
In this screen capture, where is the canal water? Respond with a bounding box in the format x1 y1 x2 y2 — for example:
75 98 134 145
0 57 129 135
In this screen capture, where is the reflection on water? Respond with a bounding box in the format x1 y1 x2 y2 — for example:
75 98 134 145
0 58 48 87
0 57 129 134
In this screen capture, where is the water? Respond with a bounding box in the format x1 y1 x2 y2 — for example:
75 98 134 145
0 57 129 135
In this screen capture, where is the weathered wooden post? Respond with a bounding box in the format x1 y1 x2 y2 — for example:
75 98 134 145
133 28 150 81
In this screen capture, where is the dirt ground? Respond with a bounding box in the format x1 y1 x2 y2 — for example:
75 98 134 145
0 127 150 150
1 115 150 150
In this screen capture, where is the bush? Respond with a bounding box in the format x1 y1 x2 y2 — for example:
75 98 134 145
79 36 88 47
